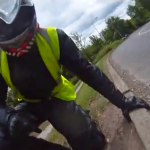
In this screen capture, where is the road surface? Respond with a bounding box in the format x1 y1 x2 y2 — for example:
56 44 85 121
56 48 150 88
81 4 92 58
111 21 150 85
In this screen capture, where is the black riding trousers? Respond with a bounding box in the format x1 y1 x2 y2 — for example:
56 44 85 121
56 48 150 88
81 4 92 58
0 98 106 150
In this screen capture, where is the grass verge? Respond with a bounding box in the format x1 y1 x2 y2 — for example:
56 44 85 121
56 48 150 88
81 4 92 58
75 55 108 108
70 76 79 85
93 39 123 64
75 56 109 120
74 80 82 90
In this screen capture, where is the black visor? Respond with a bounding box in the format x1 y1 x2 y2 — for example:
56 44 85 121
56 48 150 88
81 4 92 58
0 0 33 24
0 5 35 43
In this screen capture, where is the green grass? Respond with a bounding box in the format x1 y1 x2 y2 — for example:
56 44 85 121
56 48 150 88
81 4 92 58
75 57 108 120
49 128 68 146
70 76 79 85
76 83 96 109
93 39 123 64
74 80 82 90
75 58 104 109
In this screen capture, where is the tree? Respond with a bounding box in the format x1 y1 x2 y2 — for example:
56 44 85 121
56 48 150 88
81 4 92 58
70 32 86 50
137 0 150 11
127 0 150 27
102 17 123 42
102 16 136 42
106 17 124 38
6 88 19 107
70 32 90 61
102 27 115 43
125 19 137 32
89 35 103 47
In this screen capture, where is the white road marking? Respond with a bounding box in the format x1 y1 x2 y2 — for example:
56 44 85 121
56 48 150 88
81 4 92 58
138 27 150 35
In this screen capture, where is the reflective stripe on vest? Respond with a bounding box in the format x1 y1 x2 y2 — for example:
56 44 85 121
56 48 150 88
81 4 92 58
37 28 62 84
0 27 76 102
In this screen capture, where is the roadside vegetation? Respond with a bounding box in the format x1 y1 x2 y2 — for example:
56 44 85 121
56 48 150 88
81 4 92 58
60 0 150 86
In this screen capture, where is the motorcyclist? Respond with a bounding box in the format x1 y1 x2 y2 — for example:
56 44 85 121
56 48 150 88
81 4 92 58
0 0 149 150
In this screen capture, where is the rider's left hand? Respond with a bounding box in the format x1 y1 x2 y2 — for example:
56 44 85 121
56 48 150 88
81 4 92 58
8 112 41 137
121 96 150 122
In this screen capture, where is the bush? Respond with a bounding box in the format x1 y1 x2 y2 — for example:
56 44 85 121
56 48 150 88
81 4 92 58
70 76 79 85
6 89 19 107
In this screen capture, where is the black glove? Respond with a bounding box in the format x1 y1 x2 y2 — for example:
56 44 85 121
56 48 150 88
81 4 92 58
122 96 150 122
8 112 41 137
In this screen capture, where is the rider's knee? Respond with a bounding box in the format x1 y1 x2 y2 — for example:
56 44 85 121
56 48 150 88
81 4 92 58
68 120 106 150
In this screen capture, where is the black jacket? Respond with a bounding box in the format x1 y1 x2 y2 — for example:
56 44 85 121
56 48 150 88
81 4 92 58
0 28 125 125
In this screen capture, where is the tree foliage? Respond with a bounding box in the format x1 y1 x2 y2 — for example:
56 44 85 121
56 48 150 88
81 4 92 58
127 0 150 27
138 0 150 11
70 32 86 50
69 0 150 64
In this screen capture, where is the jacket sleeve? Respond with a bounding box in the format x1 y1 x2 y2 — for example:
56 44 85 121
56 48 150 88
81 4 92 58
57 29 126 109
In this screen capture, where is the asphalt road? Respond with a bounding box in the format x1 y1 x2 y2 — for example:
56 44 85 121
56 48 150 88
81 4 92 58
111 21 150 84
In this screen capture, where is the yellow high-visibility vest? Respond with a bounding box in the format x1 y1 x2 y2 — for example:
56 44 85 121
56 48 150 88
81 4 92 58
0 27 76 102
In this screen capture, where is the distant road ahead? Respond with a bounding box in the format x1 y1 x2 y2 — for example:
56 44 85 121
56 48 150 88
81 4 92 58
111 21 150 84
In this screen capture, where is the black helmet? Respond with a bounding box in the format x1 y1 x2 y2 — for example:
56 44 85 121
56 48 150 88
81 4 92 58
0 0 38 56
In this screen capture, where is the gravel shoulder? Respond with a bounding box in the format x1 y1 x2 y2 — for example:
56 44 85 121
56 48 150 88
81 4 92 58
110 55 150 104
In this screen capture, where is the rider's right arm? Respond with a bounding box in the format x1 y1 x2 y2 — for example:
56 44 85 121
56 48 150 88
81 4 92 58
0 74 10 126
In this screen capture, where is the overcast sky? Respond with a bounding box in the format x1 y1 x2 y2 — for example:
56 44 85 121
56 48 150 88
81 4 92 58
33 0 134 38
